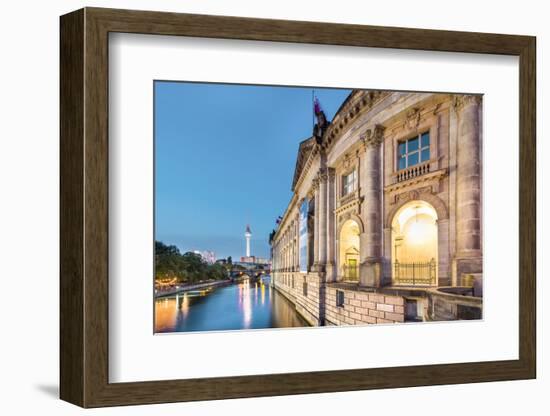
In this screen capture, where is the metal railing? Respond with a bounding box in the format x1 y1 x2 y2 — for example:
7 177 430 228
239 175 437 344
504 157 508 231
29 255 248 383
393 259 436 285
342 265 359 281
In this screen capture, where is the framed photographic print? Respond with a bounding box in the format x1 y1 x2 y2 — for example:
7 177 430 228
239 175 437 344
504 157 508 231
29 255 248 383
60 7 536 408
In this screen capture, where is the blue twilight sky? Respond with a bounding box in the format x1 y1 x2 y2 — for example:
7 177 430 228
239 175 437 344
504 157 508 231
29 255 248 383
155 81 352 260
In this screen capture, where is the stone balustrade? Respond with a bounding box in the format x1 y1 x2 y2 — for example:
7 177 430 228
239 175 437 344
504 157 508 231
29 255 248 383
394 161 431 183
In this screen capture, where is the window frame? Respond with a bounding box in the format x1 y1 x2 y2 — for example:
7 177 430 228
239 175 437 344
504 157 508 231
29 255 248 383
336 290 345 308
397 131 430 171
341 169 357 197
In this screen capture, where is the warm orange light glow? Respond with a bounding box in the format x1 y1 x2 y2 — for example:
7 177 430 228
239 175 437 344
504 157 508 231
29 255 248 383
407 218 433 245
155 297 178 332
392 200 438 274
339 219 360 276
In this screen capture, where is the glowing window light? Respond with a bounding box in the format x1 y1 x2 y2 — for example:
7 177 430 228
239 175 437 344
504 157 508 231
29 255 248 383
407 219 432 245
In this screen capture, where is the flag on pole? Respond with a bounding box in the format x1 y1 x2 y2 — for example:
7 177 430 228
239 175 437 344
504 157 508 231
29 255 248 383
314 97 322 115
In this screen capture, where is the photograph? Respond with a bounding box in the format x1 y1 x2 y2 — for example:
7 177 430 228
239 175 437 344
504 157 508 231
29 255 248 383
153 82 483 333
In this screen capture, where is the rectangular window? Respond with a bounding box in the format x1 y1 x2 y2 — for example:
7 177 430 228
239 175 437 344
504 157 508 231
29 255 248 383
342 170 357 196
336 290 345 307
397 131 430 170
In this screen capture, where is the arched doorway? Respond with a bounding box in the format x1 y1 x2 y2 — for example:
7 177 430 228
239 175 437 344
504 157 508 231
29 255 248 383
391 200 438 285
339 219 361 281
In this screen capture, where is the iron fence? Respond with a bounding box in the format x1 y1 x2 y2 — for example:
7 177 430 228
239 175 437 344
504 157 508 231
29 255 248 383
393 259 436 285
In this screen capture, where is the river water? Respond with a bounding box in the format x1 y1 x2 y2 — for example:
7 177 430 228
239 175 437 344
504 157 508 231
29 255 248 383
155 277 308 333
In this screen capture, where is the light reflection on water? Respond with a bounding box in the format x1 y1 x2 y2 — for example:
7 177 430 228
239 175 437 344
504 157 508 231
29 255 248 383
154 278 308 333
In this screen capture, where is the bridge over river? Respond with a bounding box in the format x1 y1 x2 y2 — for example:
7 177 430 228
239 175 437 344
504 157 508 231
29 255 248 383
227 262 271 280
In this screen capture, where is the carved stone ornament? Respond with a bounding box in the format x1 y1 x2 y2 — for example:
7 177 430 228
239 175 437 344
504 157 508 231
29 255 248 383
404 107 422 130
409 190 419 200
363 124 386 148
339 211 353 224
317 168 328 183
453 94 482 112
392 186 432 205
343 153 352 169
311 177 320 191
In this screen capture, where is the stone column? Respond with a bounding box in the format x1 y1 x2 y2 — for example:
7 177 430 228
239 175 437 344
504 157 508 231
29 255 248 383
293 232 296 271
382 227 392 286
297 213 300 269
437 218 451 286
283 244 286 272
325 168 336 282
286 239 289 272
318 170 328 269
453 95 482 284
282 236 285 272
288 232 291 272
278 239 282 273
274 243 278 270
312 178 320 268
360 125 385 287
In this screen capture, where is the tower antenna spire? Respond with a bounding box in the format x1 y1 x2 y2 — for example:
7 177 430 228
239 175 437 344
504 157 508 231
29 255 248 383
245 224 252 258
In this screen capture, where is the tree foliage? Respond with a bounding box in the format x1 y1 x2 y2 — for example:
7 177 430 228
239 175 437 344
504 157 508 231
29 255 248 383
155 241 229 284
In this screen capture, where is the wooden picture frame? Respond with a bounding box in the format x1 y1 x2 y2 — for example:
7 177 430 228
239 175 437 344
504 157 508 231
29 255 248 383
60 7 536 408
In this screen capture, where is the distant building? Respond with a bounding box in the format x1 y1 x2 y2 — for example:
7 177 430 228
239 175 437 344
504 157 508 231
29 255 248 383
240 255 271 265
193 250 216 264
255 257 271 265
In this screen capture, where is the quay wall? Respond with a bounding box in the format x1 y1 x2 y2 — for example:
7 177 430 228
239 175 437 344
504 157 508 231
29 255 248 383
272 273 405 326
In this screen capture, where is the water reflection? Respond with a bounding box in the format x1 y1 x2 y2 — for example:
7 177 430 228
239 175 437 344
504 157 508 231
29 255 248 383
154 277 308 333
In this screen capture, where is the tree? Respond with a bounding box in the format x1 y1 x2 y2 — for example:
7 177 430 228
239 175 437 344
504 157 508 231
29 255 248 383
207 263 229 281
155 241 185 281
155 241 232 284
180 252 208 283
155 241 180 256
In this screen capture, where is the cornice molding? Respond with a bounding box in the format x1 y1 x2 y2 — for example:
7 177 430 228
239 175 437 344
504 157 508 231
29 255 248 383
323 90 390 152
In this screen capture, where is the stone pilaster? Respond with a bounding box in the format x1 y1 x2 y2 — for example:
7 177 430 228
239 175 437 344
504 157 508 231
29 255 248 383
295 213 300 271
453 95 482 284
360 124 385 287
325 168 336 282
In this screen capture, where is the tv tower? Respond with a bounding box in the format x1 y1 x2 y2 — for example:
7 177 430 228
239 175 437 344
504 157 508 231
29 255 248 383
245 224 252 257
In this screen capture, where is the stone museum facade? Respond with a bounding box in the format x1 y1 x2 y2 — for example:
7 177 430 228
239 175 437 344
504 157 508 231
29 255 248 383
271 90 483 326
